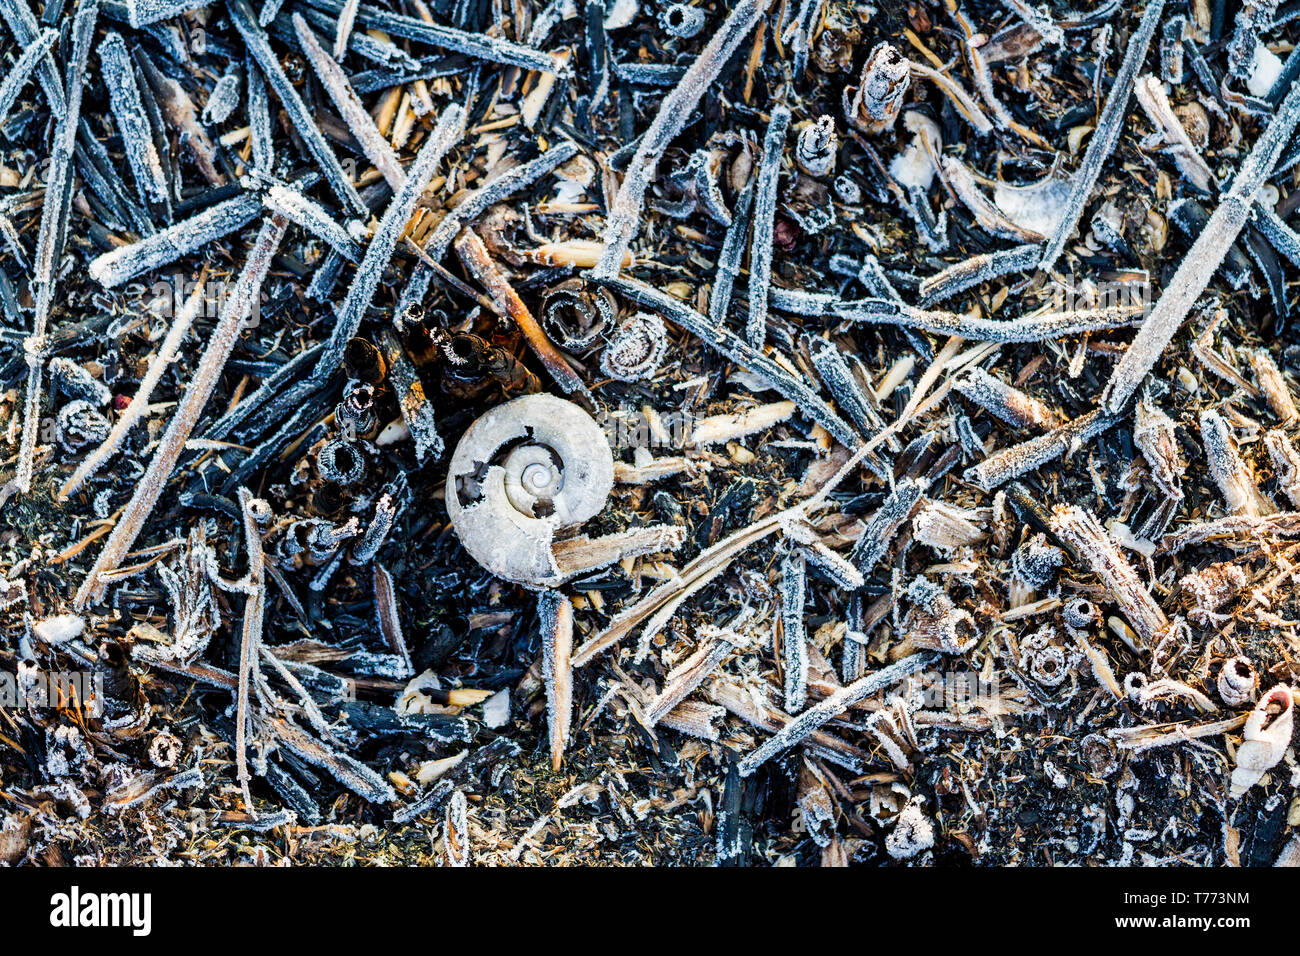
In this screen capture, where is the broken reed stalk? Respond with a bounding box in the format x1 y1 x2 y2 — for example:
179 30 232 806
593 0 776 279
1038 0 1166 273
0 0 66 118
1049 504 1168 647
76 216 288 608
60 267 212 500
1103 72 1300 413
738 652 935 776
227 0 368 218
539 591 573 771
455 228 588 397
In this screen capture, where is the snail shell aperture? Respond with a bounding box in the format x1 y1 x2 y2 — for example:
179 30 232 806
446 393 614 588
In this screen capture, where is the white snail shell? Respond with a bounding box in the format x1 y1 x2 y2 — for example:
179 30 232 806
1229 685 1294 799
446 394 614 588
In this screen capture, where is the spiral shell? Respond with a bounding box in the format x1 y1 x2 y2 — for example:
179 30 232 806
446 394 614 588
1230 685 1294 799
600 312 668 382
1217 656 1258 708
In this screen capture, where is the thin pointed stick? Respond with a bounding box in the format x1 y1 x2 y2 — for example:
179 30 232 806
228 0 368 218
738 652 935 776
235 487 268 818
76 216 288 608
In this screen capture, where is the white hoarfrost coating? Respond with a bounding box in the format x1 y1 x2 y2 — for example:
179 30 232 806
446 394 615 588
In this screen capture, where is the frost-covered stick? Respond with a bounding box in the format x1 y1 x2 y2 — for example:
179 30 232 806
76 216 287 608
0 0 66 118
1049 504 1168 648
234 487 267 818
1200 409 1275 516
228 0 367 218
596 275 859 448
1163 512 1300 552
333 0 358 59
1104 76 1300 413
1253 200 1300 269
708 182 754 327
372 562 413 675
263 184 363 261
738 652 934 776
965 408 1121 490
780 550 809 713
377 328 442 461
302 0 565 73
0 27 56 127
593 0 776 278
747 105 790 348
14 0 98 496
850 477 924 572
808 336 885 440
88 192 262 287
59 269 210 500
202 343 323 441
1038 0 1165 273
456 228 588 397
126 0 213 25
256 0 284 25
99 33 171 209
539 591 573 771
771 290 1142 342
246 60 274 173
955 366 1066 431
916 243 1040 307
293 12 405 192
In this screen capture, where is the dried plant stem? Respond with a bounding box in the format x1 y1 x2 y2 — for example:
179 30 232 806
99 31 170 209
1038 0 1166 273
771 289 1142 342
262 184 363 261
539 591 573 771
596 275 859 447
88 192 263 288
235 488 267 818
76 216 288 608
747 104 790 348
965 408 1121 490
738 652 935 776
593 0 776 278
1103 69 1300 413
1049 504 1168 647
455 228 588 396
228 0 367 217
